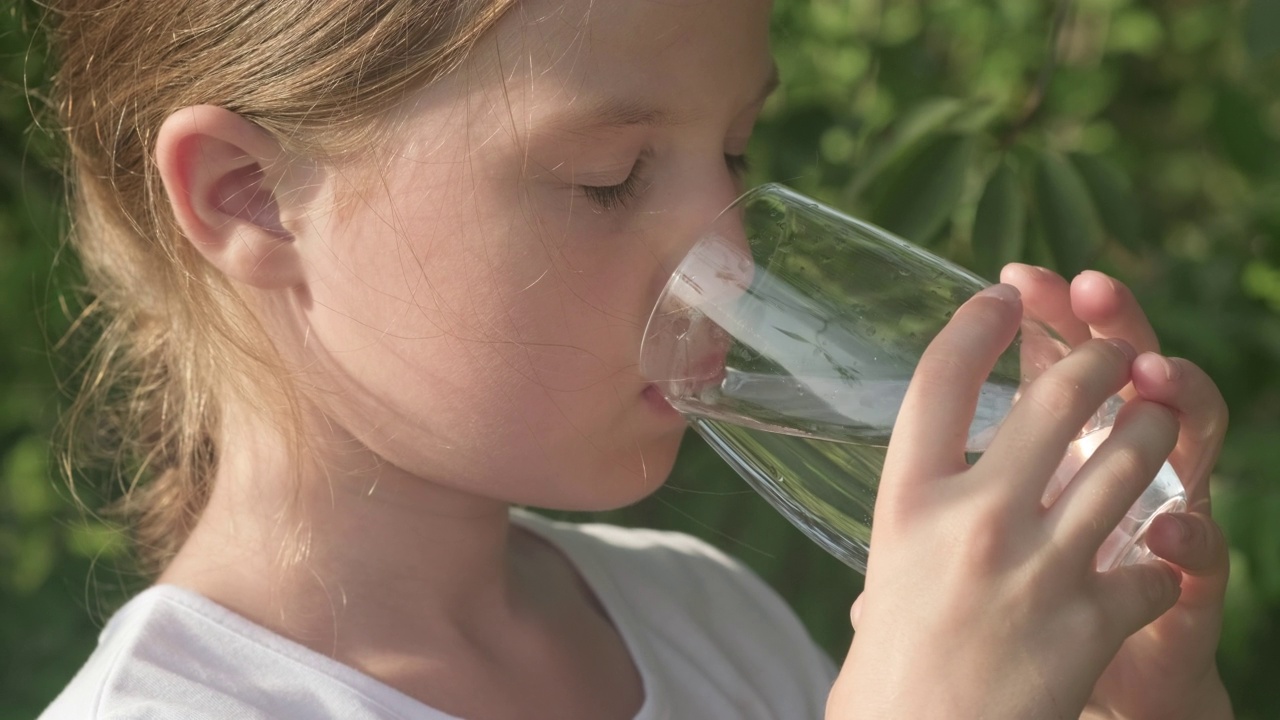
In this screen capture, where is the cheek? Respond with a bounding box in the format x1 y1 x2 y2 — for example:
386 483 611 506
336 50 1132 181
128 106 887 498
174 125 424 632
295 179 675 498
274 74 688 503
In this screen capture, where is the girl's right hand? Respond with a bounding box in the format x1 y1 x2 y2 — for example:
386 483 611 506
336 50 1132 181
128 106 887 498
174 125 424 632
825 284 1184 720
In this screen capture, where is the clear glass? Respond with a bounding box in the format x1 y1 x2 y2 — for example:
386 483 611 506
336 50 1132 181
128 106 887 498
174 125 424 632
640 183 1186 574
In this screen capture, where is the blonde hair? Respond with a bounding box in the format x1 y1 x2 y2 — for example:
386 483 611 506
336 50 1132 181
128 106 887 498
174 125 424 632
48 0 516 576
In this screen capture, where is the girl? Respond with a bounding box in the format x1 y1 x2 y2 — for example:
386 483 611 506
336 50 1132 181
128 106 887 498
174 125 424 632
40 0 1232 718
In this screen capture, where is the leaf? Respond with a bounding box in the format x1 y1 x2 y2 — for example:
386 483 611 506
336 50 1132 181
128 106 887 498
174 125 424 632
949 98 1002 134
846 97 968 199
9 528 56 594
65 522 129 561
1211 84 1279 177
1242 260 1280 313
970 159 1025 281
1033 149 1104 277
1069 152 1144 254
872 133 977 246
1245 0 1280 62
2 435 55 520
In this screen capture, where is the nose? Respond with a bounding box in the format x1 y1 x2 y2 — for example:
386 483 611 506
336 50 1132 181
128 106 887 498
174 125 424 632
657 165 758 324
656 163 754 281
639 166 754 390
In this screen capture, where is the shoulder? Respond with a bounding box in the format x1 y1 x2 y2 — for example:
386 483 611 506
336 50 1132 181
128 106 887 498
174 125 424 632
38 587 415 720
39 587 254 719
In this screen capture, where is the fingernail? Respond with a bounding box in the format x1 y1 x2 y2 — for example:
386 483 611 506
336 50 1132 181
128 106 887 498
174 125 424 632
1078 270 1119 292
979 283 1021 304
1103 337 1137 361
1159 356 1180 382
1007 263 1047 277
1169 514 1193 543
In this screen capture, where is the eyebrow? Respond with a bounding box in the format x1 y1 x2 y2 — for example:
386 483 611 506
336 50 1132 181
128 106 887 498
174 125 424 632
537 64 781 134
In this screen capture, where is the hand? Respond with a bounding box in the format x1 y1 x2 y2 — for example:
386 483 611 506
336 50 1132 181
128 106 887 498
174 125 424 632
827 284 1185 719
1002 264 1233 720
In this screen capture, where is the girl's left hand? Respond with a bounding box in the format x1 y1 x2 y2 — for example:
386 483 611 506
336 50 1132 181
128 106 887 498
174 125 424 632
1001 264 1234 720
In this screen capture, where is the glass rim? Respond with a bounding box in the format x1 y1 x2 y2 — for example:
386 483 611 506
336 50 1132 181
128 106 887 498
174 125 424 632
639 183 793 379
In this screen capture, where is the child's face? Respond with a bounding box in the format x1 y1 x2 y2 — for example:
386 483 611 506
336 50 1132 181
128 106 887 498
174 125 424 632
292 0 774 509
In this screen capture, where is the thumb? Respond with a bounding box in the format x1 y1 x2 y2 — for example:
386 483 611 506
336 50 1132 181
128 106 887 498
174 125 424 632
1096 561 1183 638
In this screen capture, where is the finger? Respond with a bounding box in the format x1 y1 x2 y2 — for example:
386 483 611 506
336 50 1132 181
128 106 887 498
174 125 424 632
850 593 865 632
977 335 1141 504
1096 560 1183 640
1145 512 1230 609
1050 399 1180 556
978 338 1137 508
1130 354 1228 508
1070 270 1161 354
1001 263 1092 345
884 284 1023 486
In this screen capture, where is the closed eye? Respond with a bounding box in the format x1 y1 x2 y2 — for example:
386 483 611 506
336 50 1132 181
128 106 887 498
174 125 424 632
581 166 647 211
579 153 752 211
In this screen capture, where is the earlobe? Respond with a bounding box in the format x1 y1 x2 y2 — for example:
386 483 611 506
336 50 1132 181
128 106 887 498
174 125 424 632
156 105 307 289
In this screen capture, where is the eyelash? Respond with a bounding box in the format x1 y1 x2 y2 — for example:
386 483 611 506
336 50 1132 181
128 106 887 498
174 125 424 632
581 160 647 211
725 153 751 178
580 153 752 211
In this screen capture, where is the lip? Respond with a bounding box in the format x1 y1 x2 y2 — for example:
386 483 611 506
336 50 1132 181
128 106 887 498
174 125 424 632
688 349 729 390
642 345 728 421
646 328 731 404
643 384 683 418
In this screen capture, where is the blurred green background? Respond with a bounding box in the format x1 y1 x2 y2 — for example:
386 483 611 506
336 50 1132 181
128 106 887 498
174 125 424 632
3 0 1279 717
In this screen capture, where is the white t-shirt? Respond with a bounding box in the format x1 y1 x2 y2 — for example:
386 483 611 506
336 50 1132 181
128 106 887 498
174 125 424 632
41 512 837 719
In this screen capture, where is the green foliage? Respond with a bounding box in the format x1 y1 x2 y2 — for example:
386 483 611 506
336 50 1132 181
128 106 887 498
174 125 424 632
971 158 1027 279
871 132 977 245
750 1 1280 715
3 0 1280 718
1034 147 1106 277
1069 151 1144 254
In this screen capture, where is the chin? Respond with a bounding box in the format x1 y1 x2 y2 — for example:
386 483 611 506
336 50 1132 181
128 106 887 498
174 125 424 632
548 429 687 512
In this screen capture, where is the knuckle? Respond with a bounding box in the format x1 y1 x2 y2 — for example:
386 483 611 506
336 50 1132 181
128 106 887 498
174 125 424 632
1198 397 1230 443
1104 566 1178 635
916 353 966 388
1141 565 1178 608
1100 444 1152 490
1114 443 1151 478
958 502 1021 571
1137 577 1166 611
1063 600 1121 658
1187 515 1226 564
1023 376 1080 421
1083 337 1132 373
1173 357 1231 438
965 521 1006 570
1025 342 1130 416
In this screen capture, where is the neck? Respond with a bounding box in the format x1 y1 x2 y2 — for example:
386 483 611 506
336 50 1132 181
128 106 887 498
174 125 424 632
162 400 524 657
159 399 647 720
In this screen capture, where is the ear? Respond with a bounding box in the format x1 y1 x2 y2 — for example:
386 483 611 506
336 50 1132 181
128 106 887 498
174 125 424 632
156 105 308 289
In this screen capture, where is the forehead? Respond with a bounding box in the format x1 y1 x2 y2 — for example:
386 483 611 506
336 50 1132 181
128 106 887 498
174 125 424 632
376 0 772 167
485 0 774 118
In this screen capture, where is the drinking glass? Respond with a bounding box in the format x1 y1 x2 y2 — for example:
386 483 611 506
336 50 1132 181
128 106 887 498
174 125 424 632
639 183 1186 574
